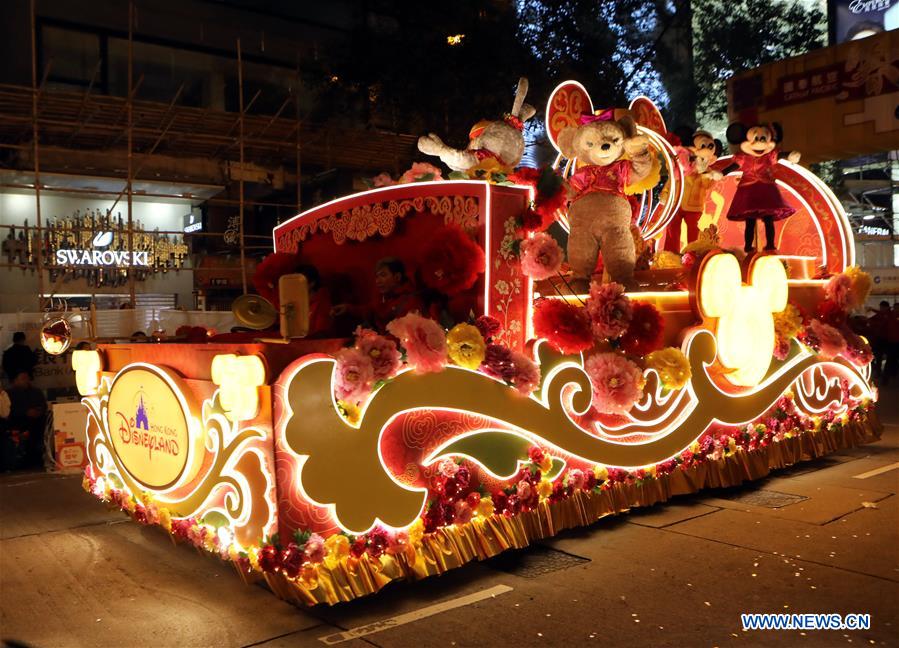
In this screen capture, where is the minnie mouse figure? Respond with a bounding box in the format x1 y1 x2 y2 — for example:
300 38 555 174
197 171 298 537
724 122 801 252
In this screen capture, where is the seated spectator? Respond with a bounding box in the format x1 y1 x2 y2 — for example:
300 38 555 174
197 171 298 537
331 258 424 332
3 371 47 470
3 332 37 382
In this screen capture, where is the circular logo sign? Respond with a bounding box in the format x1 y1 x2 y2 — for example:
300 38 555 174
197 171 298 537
107 365 193 490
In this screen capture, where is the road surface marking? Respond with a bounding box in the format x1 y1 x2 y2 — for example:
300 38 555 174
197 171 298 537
852 461 899 480
318 584 514 644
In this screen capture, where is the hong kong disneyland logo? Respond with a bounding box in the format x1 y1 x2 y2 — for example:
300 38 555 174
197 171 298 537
115 389 181 460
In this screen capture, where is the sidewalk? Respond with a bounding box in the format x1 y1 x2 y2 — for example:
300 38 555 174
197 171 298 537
2 396 897 647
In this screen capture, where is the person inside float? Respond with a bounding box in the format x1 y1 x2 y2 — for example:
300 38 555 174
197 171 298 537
331 257 424 333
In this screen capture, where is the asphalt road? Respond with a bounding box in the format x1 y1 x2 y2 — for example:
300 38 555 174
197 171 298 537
2 393 897 648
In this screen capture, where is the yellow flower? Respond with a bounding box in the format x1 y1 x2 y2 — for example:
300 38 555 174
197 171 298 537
203 528 218 553
690 441 701 455
247 546 261 571
337 400 361 425
538 455 553 473
645 465 657 479
158 507 172 533
227 543 241 562
593 466 608 482
407 518 425 545
536 479 553 500
726 438 737 455
476 496 495 517
467 156 512 181
645 347 691 390
773 303 802 341
323 534 350 570
653 250 683 269
446 323 487 370
82 475 91 493
844 266 872 308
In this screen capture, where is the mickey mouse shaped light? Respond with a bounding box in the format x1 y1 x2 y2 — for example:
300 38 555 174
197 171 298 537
697 252 788 387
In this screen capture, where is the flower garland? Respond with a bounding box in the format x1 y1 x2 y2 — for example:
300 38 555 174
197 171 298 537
83 392 876 594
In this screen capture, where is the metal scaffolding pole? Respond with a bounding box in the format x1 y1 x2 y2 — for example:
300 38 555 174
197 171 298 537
237 37 247 294
127 0 136 309
29 0 45 311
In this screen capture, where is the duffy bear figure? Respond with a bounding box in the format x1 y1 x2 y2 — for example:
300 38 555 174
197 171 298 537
724 122 800 252
662 129 722 253
557 113 654 291
417 77 536 175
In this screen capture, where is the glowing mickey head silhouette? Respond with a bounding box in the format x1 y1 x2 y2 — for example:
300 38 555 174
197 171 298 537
698 253 788 387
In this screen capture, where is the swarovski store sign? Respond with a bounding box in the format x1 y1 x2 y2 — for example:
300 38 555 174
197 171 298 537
55 232 151 267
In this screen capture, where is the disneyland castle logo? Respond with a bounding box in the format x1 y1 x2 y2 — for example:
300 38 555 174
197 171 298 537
116 391 181 460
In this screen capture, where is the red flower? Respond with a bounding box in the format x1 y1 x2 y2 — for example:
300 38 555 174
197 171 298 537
350 536 368 558
252 252 301 307
258 544 281 572
481 343 515 381
533 299 594 354
816 299 847 328
619 301 664 356
527 445 546 466
474 315 502 342
367 528 390 558
419 225 486 296
519 208 544 232
280 543 303 579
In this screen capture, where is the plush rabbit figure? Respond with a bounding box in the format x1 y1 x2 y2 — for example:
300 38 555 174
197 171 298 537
417 77 537 173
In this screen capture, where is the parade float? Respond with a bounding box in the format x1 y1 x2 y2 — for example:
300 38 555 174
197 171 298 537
68 81 880 606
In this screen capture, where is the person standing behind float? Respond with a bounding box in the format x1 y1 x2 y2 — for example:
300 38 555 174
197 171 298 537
2 332 37 383
885 303 899 383
867 301 891 381
3 371 47 470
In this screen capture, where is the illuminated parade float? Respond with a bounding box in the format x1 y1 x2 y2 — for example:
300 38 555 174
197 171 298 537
72 81 881 606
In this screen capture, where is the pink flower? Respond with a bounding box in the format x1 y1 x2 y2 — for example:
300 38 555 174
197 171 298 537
585 352 646 414
519 232 564 280
516 479 534 502
437 458 460 478
334 348 374 403
453 500 473 525
567 468 586 491
387 529 410 556
399 162 443 184
371 172 395 188
387 313 447 373
509 351 541 395
808 319 846 360
773 337 791 361
586 281 633 339
824 273 852 310
303 533 326 563
355 327 402 381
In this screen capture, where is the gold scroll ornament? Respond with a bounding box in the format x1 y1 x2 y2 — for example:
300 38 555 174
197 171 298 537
281 252 874 534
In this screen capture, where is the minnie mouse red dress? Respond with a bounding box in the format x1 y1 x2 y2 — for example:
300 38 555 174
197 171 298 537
726 150 795 222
